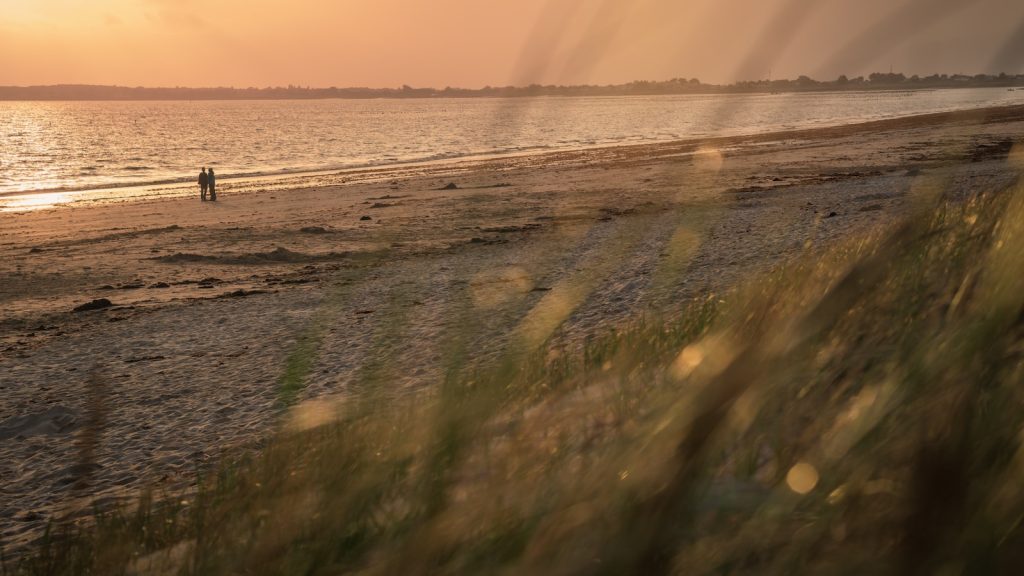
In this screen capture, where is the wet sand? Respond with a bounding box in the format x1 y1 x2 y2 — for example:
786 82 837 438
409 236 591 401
2 105 1023 550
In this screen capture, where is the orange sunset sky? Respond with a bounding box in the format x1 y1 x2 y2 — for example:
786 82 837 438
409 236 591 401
1 0 1023 88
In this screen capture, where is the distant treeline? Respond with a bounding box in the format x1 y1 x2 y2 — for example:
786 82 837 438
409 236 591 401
3 73 1024 100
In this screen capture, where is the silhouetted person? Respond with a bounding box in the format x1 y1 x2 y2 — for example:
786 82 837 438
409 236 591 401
208 168 217 201
198 167 209 201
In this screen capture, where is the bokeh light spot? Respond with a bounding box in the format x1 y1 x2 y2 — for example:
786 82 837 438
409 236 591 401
693 147 725 173
671 344 704 379
786 462 819 494
1009 142 1024 169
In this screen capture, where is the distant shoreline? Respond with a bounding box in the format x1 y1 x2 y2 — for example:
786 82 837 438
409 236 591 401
4 102 1024 213
3 73 1024 101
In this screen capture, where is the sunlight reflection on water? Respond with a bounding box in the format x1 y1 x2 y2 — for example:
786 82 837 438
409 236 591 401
2 88 1022 205
0 191 78 211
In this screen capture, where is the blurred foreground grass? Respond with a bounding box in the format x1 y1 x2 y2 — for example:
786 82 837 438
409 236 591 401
12 172 1024 575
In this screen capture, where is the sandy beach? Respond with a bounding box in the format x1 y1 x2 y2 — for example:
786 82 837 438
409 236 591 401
2 105 1023 550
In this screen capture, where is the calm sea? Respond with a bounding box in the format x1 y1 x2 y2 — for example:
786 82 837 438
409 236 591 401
2 88 1023 210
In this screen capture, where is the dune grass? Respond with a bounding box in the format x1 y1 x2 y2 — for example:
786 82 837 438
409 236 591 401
11 171 1024 575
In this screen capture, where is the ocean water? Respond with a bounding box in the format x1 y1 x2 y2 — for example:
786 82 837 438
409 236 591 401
1 87 1023 209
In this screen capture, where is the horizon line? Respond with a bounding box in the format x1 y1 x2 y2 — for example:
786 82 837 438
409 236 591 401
3 70 1023 92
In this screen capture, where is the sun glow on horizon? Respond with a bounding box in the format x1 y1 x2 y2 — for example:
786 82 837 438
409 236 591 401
1 0 1023 89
